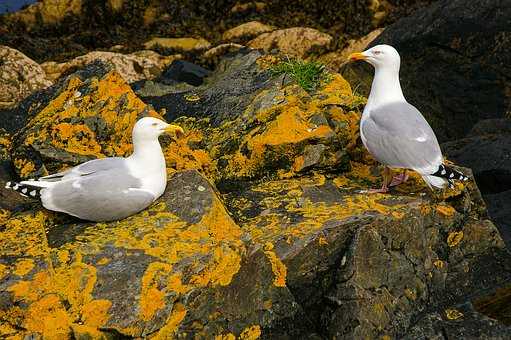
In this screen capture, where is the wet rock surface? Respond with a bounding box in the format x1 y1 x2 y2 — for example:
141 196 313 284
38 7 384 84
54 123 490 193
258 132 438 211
0 49 510 339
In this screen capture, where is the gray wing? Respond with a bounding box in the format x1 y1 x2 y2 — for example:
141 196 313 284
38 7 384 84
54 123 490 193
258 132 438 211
361 102 442 173
42 169 156 222
39 157 127 181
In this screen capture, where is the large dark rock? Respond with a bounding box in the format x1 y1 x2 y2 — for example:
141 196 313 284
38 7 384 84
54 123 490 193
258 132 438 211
341 0 511 142
442 118 511 249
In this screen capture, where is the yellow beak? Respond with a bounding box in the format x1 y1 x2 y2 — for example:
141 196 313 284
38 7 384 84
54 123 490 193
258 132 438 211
164 124 185 138
348 52 367 61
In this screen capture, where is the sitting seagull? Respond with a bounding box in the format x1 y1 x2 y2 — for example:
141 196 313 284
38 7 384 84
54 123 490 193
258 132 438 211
6 117 184 221
348 44 468 192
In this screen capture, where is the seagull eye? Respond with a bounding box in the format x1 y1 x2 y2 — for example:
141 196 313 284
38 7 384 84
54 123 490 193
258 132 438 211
152 123 158 126
373 51 381 55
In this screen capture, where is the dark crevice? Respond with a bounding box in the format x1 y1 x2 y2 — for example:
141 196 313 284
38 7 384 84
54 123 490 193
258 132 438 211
475 169 511 194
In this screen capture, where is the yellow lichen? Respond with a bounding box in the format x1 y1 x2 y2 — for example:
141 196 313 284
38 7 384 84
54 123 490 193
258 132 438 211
240 325 262 340
80 299 112 327
50 123 102 156
215 333 237 340
447 231 464 247
445 309 464 320
139 262 172 321
13 258 35 277
436 204 456 217
433 260 445 269
153 303 187 339
263 243 287 287
13 158 36 178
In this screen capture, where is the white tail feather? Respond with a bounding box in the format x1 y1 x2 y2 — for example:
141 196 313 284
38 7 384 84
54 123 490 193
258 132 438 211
422 175 446 189
19 180 54 188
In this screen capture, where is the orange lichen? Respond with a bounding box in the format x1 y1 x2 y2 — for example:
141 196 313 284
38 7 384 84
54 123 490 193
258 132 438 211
318 235 328 245
13 158 36 178
263 243 287 287
23 294 72 338
447 231 464 247
0 263 7 281
96 257 110 265
1 211 50 257
50 123 102 156
153 303 187 339
240 325 262 340
139 262 172 321
0 209 10 224
163 129 216 176
436 204 456 217
80 299 112 327
13 258 35 276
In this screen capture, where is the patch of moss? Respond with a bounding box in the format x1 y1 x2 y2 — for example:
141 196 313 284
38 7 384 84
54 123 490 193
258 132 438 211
270 58 331 92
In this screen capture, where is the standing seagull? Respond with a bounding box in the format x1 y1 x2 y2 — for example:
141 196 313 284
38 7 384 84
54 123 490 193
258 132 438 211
6 117 184 221
348 44 468 192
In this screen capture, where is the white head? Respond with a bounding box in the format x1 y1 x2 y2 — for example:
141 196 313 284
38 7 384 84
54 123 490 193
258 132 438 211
132 117 184 142
348 44 401 72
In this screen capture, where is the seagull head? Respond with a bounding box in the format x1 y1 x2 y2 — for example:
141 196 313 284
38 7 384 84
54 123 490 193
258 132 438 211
133 117 184 141
348 44 401 71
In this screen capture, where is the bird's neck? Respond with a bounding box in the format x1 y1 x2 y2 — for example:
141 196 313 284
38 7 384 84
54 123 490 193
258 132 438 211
366 67 406 110
129 138 165 169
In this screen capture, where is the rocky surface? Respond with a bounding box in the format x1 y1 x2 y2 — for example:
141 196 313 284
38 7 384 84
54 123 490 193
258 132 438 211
41 50 179 83
0 0 437 63
341 0 511 142
222 21 275 44
248 27 333 59
0 45 52 110
442 118 511 249
0 49 510 339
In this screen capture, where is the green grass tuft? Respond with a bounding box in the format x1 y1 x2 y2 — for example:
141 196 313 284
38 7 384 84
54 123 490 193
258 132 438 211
270 58 331 92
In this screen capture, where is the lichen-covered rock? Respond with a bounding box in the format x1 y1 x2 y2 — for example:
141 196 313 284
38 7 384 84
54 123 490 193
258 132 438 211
222 21 274 43
0 170 303 338
138 50 363 183
144 37 211 55
41 50 180 83
1 51 510 339
0 46 52 110
248 27 333 59
10 61 163 179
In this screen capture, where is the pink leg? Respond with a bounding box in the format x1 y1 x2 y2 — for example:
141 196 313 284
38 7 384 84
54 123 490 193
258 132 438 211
389 170 409 187
366 167 391 193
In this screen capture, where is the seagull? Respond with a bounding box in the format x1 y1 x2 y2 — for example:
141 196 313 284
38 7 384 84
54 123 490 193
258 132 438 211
348 44 468 192
5 117 184 221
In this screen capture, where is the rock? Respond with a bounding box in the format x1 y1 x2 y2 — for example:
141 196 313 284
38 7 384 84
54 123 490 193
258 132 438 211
319 28 384 71
10 61 163 179
248 27 333 59
138 50 360 183
229 1 267 14
222 21 274 43
40 50 179 83
0 170 304 338
221 170 511 339
1 50 510 339
159 60 211 87
0 46 52 110
341 0 511 142
3 0 82 29
143 37 211 55
405 302 511 339
442 118 511 249
202 43 245 67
